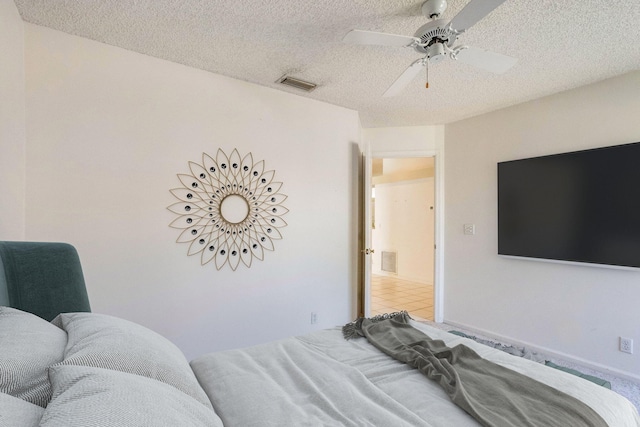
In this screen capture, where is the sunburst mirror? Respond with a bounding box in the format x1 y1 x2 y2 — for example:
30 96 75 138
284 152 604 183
168 149 288 271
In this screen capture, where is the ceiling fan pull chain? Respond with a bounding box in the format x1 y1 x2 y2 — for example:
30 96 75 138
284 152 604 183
425 59 429 89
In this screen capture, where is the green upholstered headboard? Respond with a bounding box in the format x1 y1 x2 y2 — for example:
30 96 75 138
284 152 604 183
0 257 9 306
0 241 91 321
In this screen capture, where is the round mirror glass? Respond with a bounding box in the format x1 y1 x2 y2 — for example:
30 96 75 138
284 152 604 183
220 194 249 224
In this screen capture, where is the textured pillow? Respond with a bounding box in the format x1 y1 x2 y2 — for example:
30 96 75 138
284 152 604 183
0 392 45 426
52 312 212 408
0 306 67 407
41 365 223 427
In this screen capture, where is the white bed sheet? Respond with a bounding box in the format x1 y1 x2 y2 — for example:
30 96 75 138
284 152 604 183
191 321 640 426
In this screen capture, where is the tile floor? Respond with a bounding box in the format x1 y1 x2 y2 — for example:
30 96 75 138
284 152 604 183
370 274 434 321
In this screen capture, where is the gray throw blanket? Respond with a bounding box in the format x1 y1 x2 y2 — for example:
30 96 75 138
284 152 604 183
343 312 608 427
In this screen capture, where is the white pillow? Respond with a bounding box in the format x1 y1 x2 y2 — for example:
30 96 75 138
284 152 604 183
41 365 223 427
52 312 212 408
0 306 67 407
0 392 44 426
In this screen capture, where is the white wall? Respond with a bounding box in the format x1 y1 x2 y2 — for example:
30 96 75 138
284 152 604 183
0 0 26 240
444 71 640 379
373 178 434 283
364 125 443 155
24 24 361 359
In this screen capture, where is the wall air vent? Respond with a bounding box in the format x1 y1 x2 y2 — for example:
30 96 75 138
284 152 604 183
381 251 397 274
277 75 317 92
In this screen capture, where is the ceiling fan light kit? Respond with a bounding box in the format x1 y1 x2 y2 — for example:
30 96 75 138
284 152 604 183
343 0 517 96
426 41 447 64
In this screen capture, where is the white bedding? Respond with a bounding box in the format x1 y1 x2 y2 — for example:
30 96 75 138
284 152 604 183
191 320 640 427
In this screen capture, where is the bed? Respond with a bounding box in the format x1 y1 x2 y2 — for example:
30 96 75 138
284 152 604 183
1 306 639 427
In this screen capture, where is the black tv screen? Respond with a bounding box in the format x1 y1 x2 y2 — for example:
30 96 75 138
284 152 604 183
498 142 640 268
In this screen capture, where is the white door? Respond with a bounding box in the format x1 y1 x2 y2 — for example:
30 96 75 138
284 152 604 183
361 141 373 317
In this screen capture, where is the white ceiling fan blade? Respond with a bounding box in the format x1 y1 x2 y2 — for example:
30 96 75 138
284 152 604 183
383 59 426 97
449 0 508 31
454 46 517 74
343 30 420 48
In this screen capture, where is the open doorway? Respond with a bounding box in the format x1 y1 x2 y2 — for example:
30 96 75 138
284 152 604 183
369 157 435 321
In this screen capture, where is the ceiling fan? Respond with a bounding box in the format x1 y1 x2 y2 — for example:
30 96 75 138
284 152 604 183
343 0 517 97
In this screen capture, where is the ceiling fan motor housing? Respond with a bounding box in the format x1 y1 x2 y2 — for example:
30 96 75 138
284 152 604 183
413 19 457 54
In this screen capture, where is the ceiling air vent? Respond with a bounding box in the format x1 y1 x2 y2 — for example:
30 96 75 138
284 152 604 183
277 75 317 92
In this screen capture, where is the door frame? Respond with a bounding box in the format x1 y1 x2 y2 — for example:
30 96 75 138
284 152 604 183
363 149 444 323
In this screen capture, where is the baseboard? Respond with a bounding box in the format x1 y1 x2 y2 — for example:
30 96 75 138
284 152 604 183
443 319 640 384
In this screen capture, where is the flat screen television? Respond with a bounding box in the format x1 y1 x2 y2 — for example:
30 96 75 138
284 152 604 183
497 141 640 269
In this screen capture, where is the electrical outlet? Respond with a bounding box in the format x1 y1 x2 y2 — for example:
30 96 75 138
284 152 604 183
463 224 476 235
620 337 633 354
310 312 318 325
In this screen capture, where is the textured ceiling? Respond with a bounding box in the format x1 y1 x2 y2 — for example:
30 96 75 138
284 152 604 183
13 0 640 128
